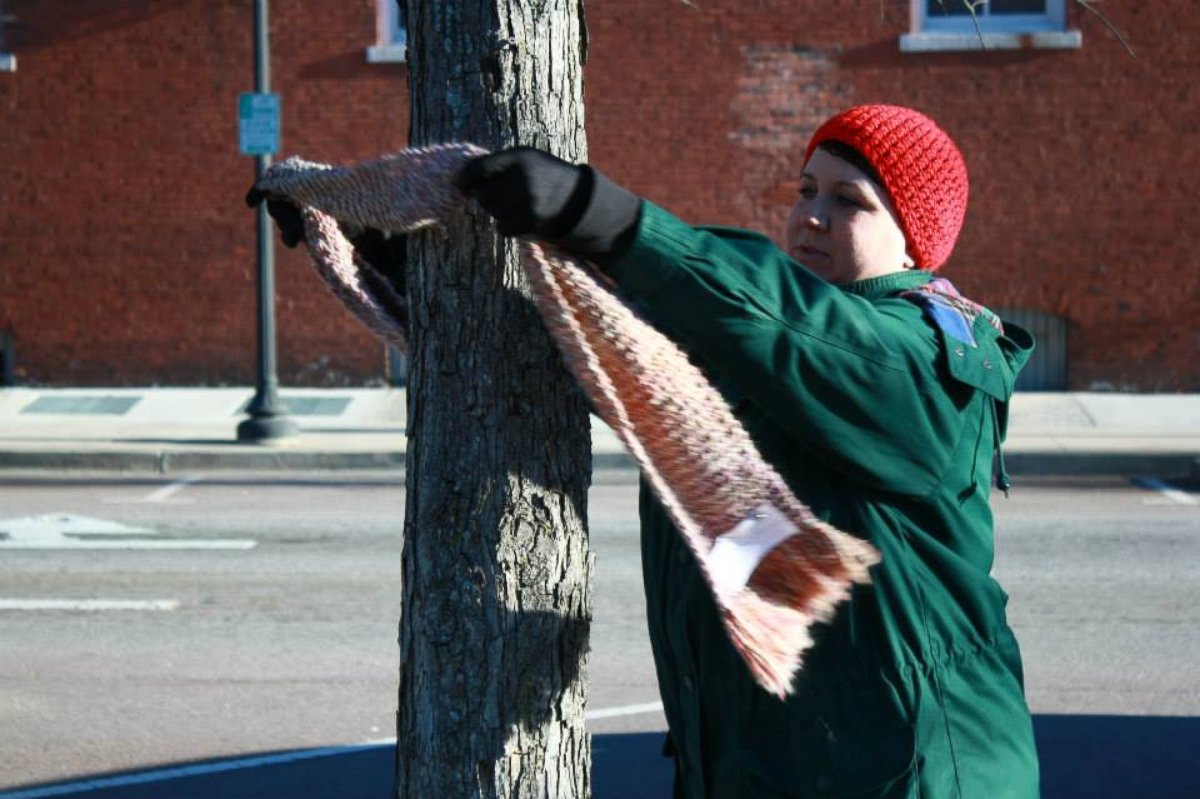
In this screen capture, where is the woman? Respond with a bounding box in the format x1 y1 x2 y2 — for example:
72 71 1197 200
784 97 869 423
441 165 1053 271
457 104 1040 798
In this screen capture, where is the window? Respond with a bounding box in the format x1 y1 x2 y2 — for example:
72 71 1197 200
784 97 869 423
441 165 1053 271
1 1 15 72
901 0 1081 52
994 308 1068 391
924 0 1064 33
367 1 407 64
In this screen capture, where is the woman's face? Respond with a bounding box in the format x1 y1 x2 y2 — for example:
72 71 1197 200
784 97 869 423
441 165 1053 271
784 147 914 285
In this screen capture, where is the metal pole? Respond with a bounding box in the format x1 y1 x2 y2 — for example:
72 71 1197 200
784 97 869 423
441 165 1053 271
0 333 13 387
238 0 297 442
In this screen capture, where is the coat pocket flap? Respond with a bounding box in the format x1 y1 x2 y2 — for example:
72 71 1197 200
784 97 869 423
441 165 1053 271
942 330 1012 402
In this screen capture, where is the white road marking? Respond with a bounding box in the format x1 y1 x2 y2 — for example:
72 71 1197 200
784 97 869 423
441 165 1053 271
317 698 665 736
0 702 667 797
0 539 255 550
102 476 203 505
0 514 256 550
0 742 389 799
1136 477 1198 506
141 476 203 503
0 700 667 791
586 700 664 720
0 599 179 612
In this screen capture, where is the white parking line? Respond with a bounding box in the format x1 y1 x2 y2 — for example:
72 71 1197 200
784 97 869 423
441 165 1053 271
1136 477 1198 506
143 477 202 503
0 702 666 798
0 514 256 550
0 742 387 799
0 539 257 551
0 599 179 612
586 701 664 720
102 476 203 505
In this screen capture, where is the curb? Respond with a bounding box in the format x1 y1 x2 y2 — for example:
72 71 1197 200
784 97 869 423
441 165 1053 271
0 449 405 474
0 449 1194 479
1001 452 1198 479
0 450 639 475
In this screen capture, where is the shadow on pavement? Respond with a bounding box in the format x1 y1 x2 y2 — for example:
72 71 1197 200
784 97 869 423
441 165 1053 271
1035 714 1200 798
2 716 1197 798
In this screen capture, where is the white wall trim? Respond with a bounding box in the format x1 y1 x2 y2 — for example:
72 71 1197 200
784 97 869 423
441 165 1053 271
900 29 1082 52
367 0 407 64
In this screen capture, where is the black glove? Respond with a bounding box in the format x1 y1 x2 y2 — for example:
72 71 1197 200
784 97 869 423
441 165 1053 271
245 186 306 248
245 186 407 292
456 147 642 265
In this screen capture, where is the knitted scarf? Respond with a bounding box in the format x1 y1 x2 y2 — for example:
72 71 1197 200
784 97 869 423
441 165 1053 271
256 145 879 698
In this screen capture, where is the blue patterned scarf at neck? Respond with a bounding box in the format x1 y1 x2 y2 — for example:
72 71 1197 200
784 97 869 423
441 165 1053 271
901 277 1002 348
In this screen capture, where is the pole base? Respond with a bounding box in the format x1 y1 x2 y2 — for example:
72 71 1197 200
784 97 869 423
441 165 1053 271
237 413 299 443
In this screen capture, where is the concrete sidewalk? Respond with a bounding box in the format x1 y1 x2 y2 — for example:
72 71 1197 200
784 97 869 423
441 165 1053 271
0 387 1196 477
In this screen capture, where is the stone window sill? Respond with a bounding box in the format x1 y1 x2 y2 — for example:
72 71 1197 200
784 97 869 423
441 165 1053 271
367 44 407 64
899 30 1082 52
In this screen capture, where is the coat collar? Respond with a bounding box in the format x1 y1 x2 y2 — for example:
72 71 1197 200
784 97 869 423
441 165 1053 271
838 269 931 300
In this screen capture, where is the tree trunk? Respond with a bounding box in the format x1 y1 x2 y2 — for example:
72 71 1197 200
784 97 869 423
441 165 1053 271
397 2 592 797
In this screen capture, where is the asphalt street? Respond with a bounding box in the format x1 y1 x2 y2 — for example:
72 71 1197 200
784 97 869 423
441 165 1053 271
0 473 1197 798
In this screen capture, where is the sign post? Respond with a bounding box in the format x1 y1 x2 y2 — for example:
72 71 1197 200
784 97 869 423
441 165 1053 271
237 0 297 443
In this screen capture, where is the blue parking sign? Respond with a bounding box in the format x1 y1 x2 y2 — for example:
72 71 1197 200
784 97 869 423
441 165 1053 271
238 92 281 156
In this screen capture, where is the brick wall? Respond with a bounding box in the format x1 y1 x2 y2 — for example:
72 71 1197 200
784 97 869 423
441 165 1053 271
0 0 407 386
586 1 1197 391
2 1 1195 389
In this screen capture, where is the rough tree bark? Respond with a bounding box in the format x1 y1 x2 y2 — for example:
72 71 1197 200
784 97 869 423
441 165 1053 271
397 2 593 797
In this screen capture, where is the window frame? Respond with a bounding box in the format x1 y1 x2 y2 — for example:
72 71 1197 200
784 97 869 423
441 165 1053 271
0 1 15 72
367 1 407 64
901 0 1081 52
919 0 1066 34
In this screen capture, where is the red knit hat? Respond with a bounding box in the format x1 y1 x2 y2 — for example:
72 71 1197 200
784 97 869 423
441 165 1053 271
803 105 968 271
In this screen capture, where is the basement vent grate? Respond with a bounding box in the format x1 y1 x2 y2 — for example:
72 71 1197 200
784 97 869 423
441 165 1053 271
22 396 142 415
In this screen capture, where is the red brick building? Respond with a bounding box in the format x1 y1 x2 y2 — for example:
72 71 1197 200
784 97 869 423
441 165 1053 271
1 1 1194 390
